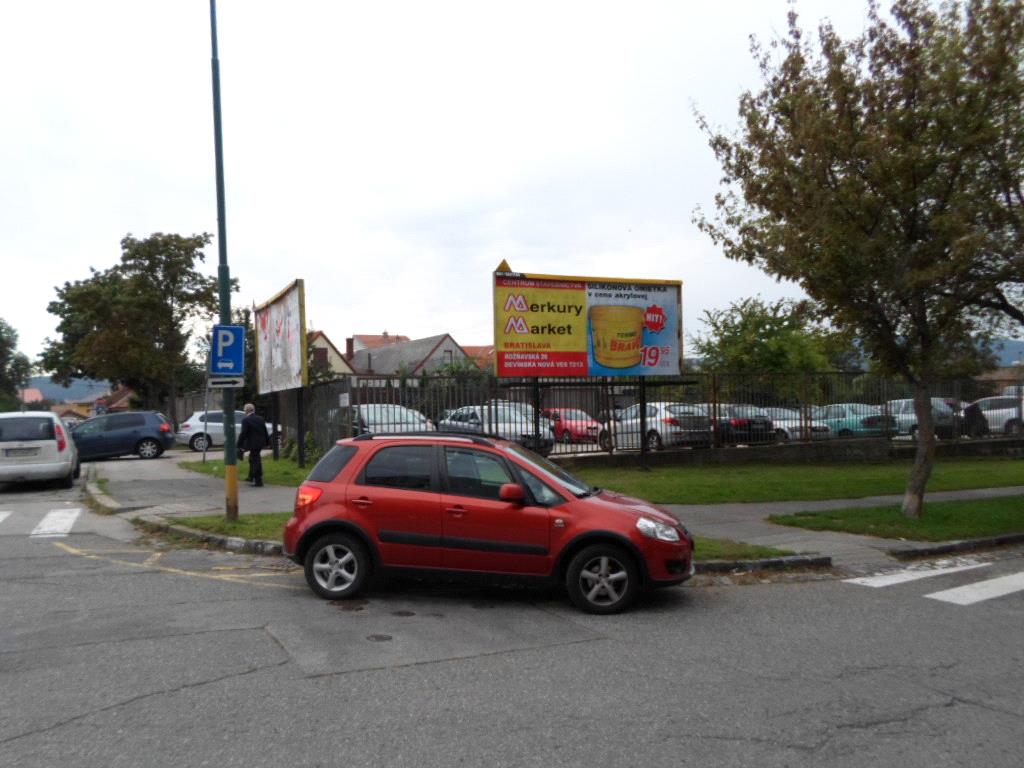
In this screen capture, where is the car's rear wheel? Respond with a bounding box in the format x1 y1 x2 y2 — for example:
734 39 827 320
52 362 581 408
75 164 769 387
304 534 370 600
561 430 572 444
72 461 81 479
598 430 612 452
189 433 210 452
60 469 74 489
646 430 663 452
136 438 163 459
566 544 640 614
1006 420 1022 436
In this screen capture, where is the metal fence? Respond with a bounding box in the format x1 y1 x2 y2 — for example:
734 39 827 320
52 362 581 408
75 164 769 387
234 371 1024 464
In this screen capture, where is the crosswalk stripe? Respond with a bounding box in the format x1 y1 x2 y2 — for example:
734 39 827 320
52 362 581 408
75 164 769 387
30 509 81 538
843 561 990 588
0 511 11 526
926 572 1024 606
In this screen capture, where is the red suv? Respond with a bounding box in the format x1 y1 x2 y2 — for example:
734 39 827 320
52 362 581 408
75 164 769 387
284 433 694 613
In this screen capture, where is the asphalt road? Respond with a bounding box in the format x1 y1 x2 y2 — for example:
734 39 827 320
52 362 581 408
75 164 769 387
1 471 1023 767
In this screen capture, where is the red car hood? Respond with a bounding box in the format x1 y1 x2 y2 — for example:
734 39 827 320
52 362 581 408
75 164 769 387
584 489 680 526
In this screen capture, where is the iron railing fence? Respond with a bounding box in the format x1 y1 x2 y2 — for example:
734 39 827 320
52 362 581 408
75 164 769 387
174 371 1024 462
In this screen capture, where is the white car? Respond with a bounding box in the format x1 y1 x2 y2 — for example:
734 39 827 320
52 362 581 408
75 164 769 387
972 396 1023 436
354 404 434 434
0 411 79 487
177 410 274 452
763 407 831 441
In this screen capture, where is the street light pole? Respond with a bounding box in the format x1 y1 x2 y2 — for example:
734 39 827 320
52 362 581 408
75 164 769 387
209 0 239 521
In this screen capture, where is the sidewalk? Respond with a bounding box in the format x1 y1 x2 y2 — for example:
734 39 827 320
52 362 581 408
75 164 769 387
667 485 1024 573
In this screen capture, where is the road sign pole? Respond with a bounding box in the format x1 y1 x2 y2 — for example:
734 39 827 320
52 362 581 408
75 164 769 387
209 0 238 521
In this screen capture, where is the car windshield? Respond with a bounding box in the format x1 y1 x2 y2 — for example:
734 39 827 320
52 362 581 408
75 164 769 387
360 405 425 424
502 443 593 497
559 409 591 420
0 417 55 442
849 404 880 415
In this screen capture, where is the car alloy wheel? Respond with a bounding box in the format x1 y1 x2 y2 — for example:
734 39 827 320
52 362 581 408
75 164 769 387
562 430 572 444
304 534 369 600
137 438 162 459
566 544 640 614
646 430 663 452
189 433 210 452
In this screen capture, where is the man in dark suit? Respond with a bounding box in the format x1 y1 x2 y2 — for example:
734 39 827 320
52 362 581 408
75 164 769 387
238 403 268 487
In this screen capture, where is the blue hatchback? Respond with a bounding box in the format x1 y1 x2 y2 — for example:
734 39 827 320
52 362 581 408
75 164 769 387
71 411 176 461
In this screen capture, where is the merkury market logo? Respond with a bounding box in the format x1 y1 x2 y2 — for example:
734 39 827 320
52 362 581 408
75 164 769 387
503 293 583 335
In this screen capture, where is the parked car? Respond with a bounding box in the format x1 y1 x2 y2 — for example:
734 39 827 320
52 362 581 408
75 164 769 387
354 404 434 434
0 412 79 487
697 403 777 445
177 410 279 452
437 404 554 456
601 402 711 452
969 396 1024 436
543 408 602 444
71 411 175 460
810 403 895 437
762 407 831 441
283 432 695 613
884 398 957 439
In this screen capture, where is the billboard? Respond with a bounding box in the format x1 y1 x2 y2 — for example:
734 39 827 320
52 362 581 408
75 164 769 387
493 262 682 377
254 279 309 394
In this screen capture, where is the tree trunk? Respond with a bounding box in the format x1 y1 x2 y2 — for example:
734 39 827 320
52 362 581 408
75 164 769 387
901 383 936 518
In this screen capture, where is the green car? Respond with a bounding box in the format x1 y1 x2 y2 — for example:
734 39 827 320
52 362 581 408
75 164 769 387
810 403 896 437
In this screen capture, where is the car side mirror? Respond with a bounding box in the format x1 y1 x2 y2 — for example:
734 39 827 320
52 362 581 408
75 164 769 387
499 483 526 503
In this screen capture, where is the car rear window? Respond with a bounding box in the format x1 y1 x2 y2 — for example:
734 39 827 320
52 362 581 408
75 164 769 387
0 417 55 442
306 445 357 483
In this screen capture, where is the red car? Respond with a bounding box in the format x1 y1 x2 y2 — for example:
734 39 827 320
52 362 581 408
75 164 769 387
284 433 695 613
544 408 603 444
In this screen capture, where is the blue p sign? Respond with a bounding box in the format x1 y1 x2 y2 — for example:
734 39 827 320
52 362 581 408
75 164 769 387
210 324 245 375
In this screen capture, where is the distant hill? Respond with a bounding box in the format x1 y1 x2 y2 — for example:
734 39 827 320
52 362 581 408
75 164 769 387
28 376 111 403
991 338 1024 367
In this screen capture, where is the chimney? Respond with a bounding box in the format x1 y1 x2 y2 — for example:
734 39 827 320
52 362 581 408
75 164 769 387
345 337 354 360
382 330 389 342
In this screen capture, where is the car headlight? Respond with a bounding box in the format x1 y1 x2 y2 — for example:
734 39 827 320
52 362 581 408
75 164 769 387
636 516 681 542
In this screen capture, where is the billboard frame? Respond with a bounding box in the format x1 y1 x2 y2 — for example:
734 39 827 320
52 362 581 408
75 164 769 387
254 278 309 395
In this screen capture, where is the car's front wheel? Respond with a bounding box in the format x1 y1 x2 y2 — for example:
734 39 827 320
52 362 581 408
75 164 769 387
565 544 640 614
136 438 163 459
304 534 370 600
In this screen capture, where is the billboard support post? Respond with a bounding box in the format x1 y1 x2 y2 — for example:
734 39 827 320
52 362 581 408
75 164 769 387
297 388 306 468
208 0 238 521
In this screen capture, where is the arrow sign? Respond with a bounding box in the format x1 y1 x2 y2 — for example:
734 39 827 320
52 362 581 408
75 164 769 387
208 376 244 389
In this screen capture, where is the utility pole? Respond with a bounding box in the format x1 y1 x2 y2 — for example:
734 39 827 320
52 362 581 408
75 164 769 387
209 0 238 520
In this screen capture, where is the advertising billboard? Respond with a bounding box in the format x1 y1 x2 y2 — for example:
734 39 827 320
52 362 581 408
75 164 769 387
254 279 309 394
493 262 682 377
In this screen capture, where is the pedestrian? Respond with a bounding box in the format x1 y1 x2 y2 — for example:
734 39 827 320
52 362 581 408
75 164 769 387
238 403 268 487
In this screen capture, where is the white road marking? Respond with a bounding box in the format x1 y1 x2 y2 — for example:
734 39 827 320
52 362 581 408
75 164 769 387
926 572 1024 606
30 509 81 538
0 511 11 526
844 560 990 588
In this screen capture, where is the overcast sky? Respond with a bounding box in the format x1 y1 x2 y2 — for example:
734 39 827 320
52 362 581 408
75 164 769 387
1 0 872 362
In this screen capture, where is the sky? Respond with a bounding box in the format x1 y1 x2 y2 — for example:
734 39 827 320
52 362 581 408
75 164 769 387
0 0 874 363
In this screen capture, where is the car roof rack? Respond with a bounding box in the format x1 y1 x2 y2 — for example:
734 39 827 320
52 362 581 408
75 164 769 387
351 431 496 448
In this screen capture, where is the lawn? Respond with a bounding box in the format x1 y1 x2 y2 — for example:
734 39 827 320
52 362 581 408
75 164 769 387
573 457 1024 504
177 512 292 541
179 457 310 487
170 513 795 563
768 495 1024 541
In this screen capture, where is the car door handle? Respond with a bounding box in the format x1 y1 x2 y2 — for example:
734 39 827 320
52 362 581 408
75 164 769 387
351 497 374 508
445 506 466 517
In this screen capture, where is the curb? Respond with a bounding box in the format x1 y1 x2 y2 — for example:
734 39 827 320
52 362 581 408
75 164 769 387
694 554 832 573
133 514 283 556
129 512 832 573
84 464 122 513
889 532 1024 560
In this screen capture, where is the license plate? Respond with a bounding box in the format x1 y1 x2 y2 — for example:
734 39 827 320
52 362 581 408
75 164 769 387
5 447 38 457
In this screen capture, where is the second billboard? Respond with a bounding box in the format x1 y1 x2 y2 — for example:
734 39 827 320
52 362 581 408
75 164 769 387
493 263 682 377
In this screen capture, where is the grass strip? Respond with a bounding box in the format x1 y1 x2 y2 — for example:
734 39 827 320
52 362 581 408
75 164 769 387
575 458 1024 504
171 513 793 563
179 457 309 487
176 512 293 541
768 495 1024 541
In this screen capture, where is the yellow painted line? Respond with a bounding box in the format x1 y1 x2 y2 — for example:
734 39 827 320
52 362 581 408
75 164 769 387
53 542 303 591
142 551 164 567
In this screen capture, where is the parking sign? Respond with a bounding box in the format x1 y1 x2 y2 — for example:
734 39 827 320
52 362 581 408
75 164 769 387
210 325 246 377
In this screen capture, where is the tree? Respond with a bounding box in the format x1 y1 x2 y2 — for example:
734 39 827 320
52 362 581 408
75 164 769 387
41 233 222 422
692 297 856 373
0 319 31 412
696 0 1024 517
